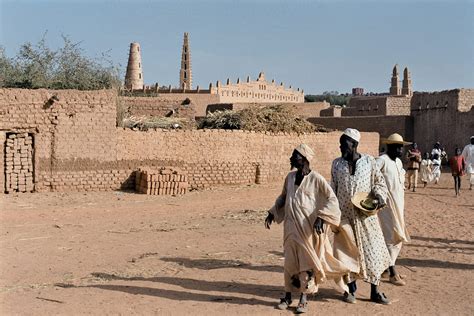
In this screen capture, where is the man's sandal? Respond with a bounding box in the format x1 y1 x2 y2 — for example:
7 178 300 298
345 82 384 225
389 274 406 286
370 292 390 305
276 298 292 310
295 301 308 314
343 291 356 304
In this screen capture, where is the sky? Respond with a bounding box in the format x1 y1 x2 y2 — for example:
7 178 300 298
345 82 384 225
1 0 473 94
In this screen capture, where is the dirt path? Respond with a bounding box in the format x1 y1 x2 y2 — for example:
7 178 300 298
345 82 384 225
1 174 473 315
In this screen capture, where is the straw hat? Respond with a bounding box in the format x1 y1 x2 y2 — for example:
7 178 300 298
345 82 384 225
351 192 385 216
381 133 412 145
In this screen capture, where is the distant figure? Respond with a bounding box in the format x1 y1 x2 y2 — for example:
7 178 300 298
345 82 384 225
431 142 442 158
406 143 421 192
431 154 442 184
462 136 474 190
440 147 449 166
377 133 411 286
449 148 465 196
420 153 433 188
265 144 349 314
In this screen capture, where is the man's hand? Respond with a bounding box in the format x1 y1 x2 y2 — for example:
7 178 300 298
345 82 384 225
314 217 325 235
265 212 274 229
374 194 386 208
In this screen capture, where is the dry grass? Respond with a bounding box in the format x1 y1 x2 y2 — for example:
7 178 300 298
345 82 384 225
198 105 330 133
122 116 196 131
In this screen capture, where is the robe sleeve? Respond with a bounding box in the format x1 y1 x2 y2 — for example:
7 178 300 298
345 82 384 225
268 174 288 224
370 156 388 201
313 174 341 227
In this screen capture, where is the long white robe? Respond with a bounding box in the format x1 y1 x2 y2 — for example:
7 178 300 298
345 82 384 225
376 155 410 265
462 144 474 184
269 170 350 293
420 159 433 183
331 155 391 285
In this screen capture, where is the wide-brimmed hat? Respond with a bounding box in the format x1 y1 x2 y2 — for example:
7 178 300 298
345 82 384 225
351 192 385 216
381 133 412 146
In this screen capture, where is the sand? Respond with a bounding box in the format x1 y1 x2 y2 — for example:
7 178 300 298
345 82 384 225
1 173 473 315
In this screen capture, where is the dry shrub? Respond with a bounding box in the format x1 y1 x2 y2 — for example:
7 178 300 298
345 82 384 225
198 105 330 133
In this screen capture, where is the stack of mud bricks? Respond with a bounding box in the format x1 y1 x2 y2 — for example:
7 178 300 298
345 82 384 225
135 167 188 195
5 133 34 193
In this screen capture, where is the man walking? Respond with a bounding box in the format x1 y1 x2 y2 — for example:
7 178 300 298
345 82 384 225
462 136 474 190
331 128 391 305
377 133 411 286
265 144 349 313
406 143 421 192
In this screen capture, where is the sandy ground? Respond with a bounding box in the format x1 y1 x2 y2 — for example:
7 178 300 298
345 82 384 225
1 172 473 315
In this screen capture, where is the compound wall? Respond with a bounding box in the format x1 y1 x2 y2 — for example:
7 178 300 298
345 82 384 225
410 89 474 155
0 88 379 193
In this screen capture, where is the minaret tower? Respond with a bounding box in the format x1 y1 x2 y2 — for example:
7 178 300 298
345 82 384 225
402 67 413 96
389 64 401 96
179 32 192 89
124 43 144 90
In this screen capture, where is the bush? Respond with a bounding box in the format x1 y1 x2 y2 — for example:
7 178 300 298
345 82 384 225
0 34 121 90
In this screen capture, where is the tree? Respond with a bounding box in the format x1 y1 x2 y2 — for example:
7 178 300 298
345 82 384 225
0 34 121 90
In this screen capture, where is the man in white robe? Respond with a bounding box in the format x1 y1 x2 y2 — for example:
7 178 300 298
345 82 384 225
462 136 474 190
265 144 349 314
331 128 391 305
377 133 411 286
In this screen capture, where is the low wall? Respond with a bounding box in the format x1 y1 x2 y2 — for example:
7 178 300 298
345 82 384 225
116 129 379 189
309 115 414 148
0 88 379 193
120 96 196 119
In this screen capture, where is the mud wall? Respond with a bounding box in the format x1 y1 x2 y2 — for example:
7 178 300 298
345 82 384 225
0 88 379 193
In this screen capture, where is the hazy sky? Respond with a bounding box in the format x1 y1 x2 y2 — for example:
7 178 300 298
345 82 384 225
1 0 473 94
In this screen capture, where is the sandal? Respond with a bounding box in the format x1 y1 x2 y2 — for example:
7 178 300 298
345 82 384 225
370 292 390 305
295 301 308 314
343 291 356 304
276 298 292 310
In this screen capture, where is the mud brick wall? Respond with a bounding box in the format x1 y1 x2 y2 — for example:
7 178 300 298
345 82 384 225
410 89 474 156
0 88 121 193
343 96 389 116
119 93 219 117
117 129 379 189
119 96 196 119
309 116 414 150
386 96 411 115
1 88 380 193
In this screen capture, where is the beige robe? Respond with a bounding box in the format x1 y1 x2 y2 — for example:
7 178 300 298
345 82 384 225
376 155 410 244
270 170 350 293
376 155 410 266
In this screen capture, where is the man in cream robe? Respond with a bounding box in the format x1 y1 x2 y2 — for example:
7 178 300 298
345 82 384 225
377 133 411 286
462 136 474 190
265 144 349 313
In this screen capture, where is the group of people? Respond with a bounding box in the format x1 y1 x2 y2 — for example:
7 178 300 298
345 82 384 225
405 137 474 196
265 128 412 313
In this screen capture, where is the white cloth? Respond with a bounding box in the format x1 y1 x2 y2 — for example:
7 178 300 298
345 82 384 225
420 159 433 183
343 128 361 142
376 154 410 266
431 148 442 158
269 170 350 293
462 144 474 175
432 158 441 181
331 155 391 285
295 144 315 162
